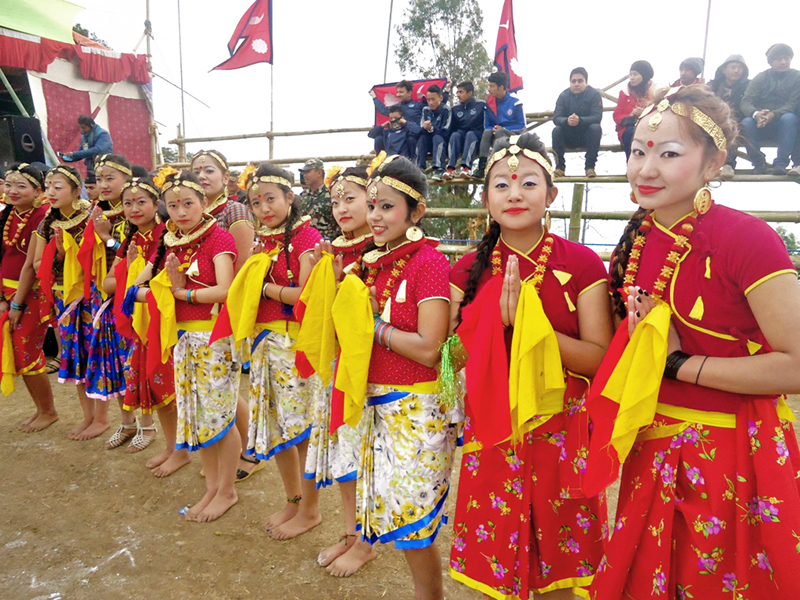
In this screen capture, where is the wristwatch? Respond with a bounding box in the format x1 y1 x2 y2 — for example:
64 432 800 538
106 238 119 250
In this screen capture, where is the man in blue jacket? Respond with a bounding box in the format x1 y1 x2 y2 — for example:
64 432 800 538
63 115 113 177
368 105 414 159
444 81 485 180
474 72 526 179
416 85 452 180
551 67 603 178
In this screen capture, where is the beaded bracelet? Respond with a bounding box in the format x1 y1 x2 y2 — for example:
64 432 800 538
10 300 26 311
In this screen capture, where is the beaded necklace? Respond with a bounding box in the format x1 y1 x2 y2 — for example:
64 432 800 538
623 212 699 301
491 233 554 292
361 237 427 312
3 207 34 248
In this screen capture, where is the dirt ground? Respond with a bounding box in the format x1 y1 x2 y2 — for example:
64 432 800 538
2 377 799 600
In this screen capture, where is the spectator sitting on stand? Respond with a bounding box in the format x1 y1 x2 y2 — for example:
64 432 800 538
740 43 800 176
61 114 113 177
368 105 415 160
708 54 751 180
613 60 655 158
298 158 340 240
84 172 100 204
444 81 485 180
551 67 603 178
417 85 452 181
673 57 705 87
473 71 526 179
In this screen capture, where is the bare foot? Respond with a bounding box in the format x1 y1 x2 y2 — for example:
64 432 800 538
264 503 298 532
326 540 377 577
193 490 238 523
318 535 355 567
76 421 110 441
151 451 191 478
269 511 322 540
185 489 216 521
67 419 92 440
20 413 59 433
146 447 173 469
18 412 40 429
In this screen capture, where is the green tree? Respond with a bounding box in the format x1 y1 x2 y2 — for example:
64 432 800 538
424 184 483 242
776 225 798 251
395 0 492 95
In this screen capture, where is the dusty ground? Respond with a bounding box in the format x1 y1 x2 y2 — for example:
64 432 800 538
2 377 799 600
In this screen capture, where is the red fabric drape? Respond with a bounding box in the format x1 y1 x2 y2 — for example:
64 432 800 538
107 95 152 169
76 47 150 84
42 78 91 178
0 31 72 72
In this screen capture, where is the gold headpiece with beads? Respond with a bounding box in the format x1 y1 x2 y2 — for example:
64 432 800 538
95 155 133 177
368 175 426 205
161 175 205 197
48 166 81 188
485 135 555 179
8 163 44 189
153 165 179 190
194 150 229 172
326 165 368 198
248 175 292 195
640 95 727 151
238 164 257 191
121 177 160 199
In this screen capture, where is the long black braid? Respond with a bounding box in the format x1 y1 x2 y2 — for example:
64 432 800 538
609 207 650 320
149 227 170 276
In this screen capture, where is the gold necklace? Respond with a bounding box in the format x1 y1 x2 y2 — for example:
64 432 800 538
256 215 310 238
164 218 216 247
332 232 373 249
103 201 124 219
52 201 92 229
206 192 227 215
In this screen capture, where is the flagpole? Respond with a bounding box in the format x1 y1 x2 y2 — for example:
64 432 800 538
177 0 186 135
383 0 394 82
701 0 712 80
269 63 274 159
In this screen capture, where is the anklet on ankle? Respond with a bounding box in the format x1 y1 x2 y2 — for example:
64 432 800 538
338 533 358 542
287 495 302 504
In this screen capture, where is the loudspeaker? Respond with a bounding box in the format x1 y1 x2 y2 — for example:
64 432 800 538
0 115 45 170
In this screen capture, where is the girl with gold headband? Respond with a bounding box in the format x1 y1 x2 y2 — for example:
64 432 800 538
33 165 95 439
0 163 57 433
74 153 133 443
135 169 240 522
586 85 800 598
447 133 613 600
335 154 460 599
298 164 377 576
212 163 324 539
191 149 258 481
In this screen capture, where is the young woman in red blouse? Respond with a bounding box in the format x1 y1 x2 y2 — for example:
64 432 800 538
0 163 56 432
448 133 613 600
589 85 800 599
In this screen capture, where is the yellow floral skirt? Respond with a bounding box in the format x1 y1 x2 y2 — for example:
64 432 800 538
357 382 462 549
246 325 321 461
174 331 240 452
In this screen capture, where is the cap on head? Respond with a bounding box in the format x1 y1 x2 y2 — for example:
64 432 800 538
766 43 793 64
679 57 704 76
629 60 654 83
301 158 324 171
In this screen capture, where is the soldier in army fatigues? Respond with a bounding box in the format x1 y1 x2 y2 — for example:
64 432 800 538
298 158 340 240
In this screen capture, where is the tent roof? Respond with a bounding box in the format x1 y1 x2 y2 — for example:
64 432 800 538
0 0 83 44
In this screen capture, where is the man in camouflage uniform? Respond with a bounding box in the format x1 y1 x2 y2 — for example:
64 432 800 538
298 158 340 239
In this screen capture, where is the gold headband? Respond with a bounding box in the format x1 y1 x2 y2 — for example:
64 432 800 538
48 166 81 188
195 151 229 172
96 156 133 177
486 136 555 179
122 177 160 199
333 175 369 198
8 165 43 189
641 98 727 151
368 175 426 205
249 175 292 194
162 178 205 197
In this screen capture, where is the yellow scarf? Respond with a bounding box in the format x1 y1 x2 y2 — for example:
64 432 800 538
331 274 374 428
294 253 338 385
225 248 280 349
127 255 150 341
150 267 178 364
62 230 84 305
1 319 15 396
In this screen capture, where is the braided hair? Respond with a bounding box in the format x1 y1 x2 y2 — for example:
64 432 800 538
1 163 44 259
608 208 650 320
457 132 554 324
120 175 160 257
151 170 205 276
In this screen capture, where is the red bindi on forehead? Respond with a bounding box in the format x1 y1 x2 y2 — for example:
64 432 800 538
511 174 518 180
647 140 654 147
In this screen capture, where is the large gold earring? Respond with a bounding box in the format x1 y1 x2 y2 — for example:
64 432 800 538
544 210 551 232
630 191 638 205
693 186 712 215
166 219 178 233
155 214 162 224
33 194 43 208
72 198 82 210
405 225 423 242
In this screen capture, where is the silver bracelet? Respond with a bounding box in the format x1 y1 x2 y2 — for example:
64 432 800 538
385 326 394 352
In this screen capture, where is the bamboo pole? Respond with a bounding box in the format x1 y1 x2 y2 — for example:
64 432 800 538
568 184 585 242
176 124 186 162
426 208 800 223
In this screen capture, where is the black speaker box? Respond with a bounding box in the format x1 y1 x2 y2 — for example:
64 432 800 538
0 115 45 170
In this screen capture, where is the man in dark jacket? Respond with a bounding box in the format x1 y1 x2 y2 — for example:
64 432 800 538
444 81 485 180
368 105 414 159
416 85 452 180
63 115 113 177
551 67 603 178
708 55 750 179
474 72 526 179
740 43 800 175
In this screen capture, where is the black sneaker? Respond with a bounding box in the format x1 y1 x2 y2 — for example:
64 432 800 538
431 169 445 181
471 167 485 180
771 165 789 176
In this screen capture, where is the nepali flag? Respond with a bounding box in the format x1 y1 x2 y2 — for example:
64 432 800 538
493 0 523 93
213 0 273 70
371 77 447 126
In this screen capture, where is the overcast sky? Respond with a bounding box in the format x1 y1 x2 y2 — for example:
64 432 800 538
73 0 800 245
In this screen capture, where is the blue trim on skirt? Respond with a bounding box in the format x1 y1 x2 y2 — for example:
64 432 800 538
367 391 409 406
247 425 311 462
358 484 450 548
176 414 237 452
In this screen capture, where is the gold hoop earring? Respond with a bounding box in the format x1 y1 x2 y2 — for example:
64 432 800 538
544 210 551 232
630 191 638 205
33 194 43 208
166 219 178 233
693 186 712 215
405 225 423 242
155 214 162 224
